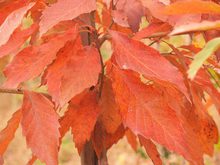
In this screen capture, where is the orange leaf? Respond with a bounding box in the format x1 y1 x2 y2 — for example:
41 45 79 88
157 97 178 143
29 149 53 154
21 91 60 165
139 136 162 165
113 0 144 32
163 0 220 15
194 70 220 114
0 24 38 58
44 39 101 106
39 0 96 35
60 90 101 153
92 122 125 157
109 65 218 164
98 78 122 134
110 30 188 98
0 2 34 47
133 23 171 40
26 155 37 165
3 26 79 88
170 20 220 35
0 110 21 156
125 129 138 151
0 0 29 24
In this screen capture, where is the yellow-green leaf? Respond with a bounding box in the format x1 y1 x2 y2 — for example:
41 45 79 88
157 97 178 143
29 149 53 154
188 37 220 79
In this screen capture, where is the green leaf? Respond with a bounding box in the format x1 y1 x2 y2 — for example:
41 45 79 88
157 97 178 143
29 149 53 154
188 37 220 79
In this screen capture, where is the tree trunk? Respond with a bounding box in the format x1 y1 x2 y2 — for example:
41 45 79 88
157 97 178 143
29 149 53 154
80 141 98 165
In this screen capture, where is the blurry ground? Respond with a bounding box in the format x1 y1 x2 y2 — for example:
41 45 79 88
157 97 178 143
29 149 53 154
1 89 220 165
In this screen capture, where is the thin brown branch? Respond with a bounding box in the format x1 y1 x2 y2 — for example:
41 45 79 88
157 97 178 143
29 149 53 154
95 32 105 98
0 88 51 99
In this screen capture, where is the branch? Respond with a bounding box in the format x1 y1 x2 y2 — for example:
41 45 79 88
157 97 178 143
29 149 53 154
0 88 51 99
94 30 105 98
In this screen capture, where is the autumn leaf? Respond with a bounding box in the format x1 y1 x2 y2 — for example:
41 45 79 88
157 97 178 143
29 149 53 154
98 78 122 134
44 38 101 106
60 90 101 153
92 122 125 157
163 0 220 15
26 155 37 165
133 23 171 40
125 129 138 151
21 91 60 165
0 0 29 24
39 0 96 35
139 136 162 165
0 110 21 157
109 30 188 97
3 26 79 88
0 2 34 47
0 24 38 58
170 21 220 36
113 0 144 32
0 0 220 164
194 70 220 114
109 65 218 164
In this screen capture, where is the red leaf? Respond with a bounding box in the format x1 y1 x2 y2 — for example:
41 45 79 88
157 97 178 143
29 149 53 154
0 24 38 58
26 155 37 165
0 157 3 165
113 0 144 32
194 70 220 114
0 110 21 156
139 136 162 165
163 0 220 15
3 26 79 88
170 20 220 35
0 0 29 24
21 91 60 165
133 23 171 40
109 65 218 164
39 0 96 35
189 85 219 155
125 129 138 151
44 39 101 106
110 30 188 98
112 10 129 28
60 90 101 153
92 122 125 157
98 78 122 134
0 2 34 47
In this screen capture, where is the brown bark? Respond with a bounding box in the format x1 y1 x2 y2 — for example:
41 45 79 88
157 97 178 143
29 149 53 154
80 141 98 165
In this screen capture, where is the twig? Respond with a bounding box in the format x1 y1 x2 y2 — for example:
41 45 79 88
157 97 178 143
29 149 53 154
95 32 105 98
0 88 51 99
